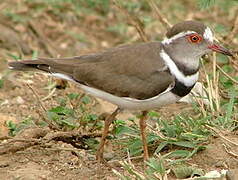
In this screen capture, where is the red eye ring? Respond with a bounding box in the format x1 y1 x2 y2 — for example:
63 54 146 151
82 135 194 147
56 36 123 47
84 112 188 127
188 34 202 43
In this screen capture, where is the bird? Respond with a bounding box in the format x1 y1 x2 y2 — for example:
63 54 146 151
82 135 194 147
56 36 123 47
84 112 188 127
8 21 233 163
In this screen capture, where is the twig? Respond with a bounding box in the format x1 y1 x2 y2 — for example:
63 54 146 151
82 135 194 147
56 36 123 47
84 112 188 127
127 148 132 165
216 64 238 85
230 57 238 71
74 93 86 110
26 83 59 130
222 143 238 158
206 125 238 146
44 147 83 155
0 128 101 155
127 155 143 160
112 0 149 42
224 10 238 43
146 0 172 29
2 138 40 144
212 53 220 112
0 136 13 141
192 91 207 116
41 87 56 101
0 127 48 155
43 131 102 143
26 83 47 112
0 140 39 155
205 73 215 112
147 123 166 139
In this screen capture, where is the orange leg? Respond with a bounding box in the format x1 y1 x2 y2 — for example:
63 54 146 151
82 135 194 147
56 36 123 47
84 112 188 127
96 107 121 162
139 111 149 161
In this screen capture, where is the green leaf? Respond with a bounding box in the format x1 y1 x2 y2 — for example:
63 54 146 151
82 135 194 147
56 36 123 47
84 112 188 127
7 53 22 60
197 0 216 9
47 111 60 121
171 141 196 148
148 111 160 118
172 166 195 179
224 91 235 128
114 119 126 126
128 138 142 156
214 24 229 35
61 119 76 128
173 165 204 178
181 132 205 139
155 142 168 153
161 121 177 138
84 138 98 149
58 98 67 106
49 106 74 116
122 162 144 180
82 96 91 104
188 146 206 158
216 53 229 64
114 125 138 136
6 120 17 135
86 114 98 121
220 76 234 89
165 150 191 159
67 93 80 100
31 50 38 60
0 79 3 88
6 121 17 130
222 65 234 73
147 134 162 143
146 158 166 175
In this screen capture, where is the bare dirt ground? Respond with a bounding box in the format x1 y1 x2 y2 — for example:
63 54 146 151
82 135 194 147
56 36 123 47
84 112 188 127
0 1 238 179
1 70 238 179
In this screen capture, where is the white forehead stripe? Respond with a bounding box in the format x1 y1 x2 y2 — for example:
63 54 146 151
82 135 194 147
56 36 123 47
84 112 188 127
160 49 199 87
162 31 196 45
203 27 213 42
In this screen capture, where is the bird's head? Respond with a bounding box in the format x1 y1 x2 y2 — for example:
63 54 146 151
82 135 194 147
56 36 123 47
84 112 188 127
162 21 233 70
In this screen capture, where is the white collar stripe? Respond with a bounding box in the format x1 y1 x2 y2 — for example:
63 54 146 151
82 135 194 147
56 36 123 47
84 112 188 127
160 49 199 87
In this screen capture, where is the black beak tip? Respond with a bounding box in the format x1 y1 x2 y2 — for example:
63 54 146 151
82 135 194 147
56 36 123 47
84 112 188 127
225 50 234 57
230 52 235 57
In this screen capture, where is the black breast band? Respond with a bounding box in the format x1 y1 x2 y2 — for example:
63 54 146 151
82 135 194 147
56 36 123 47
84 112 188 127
171 79 195 97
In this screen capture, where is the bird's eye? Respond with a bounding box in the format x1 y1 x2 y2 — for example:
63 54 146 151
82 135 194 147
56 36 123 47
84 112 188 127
188 34 202 43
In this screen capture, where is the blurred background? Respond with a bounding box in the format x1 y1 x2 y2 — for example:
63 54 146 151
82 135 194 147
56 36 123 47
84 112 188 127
0 0 238 179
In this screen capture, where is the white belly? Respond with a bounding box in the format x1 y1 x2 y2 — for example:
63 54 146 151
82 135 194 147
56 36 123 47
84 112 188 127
51 72 181 111
79 84 180 111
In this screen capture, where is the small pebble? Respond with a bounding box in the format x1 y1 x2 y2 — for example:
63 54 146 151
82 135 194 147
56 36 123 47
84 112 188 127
103 152 114 161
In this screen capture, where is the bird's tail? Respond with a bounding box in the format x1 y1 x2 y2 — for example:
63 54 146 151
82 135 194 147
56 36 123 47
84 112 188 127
8 60 51 73
8 58 76 82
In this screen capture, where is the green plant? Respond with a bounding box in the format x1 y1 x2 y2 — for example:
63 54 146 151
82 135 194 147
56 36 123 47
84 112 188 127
113 156 168 180
0 79 3 88
6 117 35 136
197 0 216 9
7 53 22 61
116 111 208 162
45 93 102 133
5 121 17 136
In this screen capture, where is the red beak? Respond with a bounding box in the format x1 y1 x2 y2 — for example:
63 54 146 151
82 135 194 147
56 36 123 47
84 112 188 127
208 43 233 56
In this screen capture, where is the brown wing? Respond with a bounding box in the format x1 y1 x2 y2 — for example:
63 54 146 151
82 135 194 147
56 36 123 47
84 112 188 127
72 42 174 99
8 42 174 100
